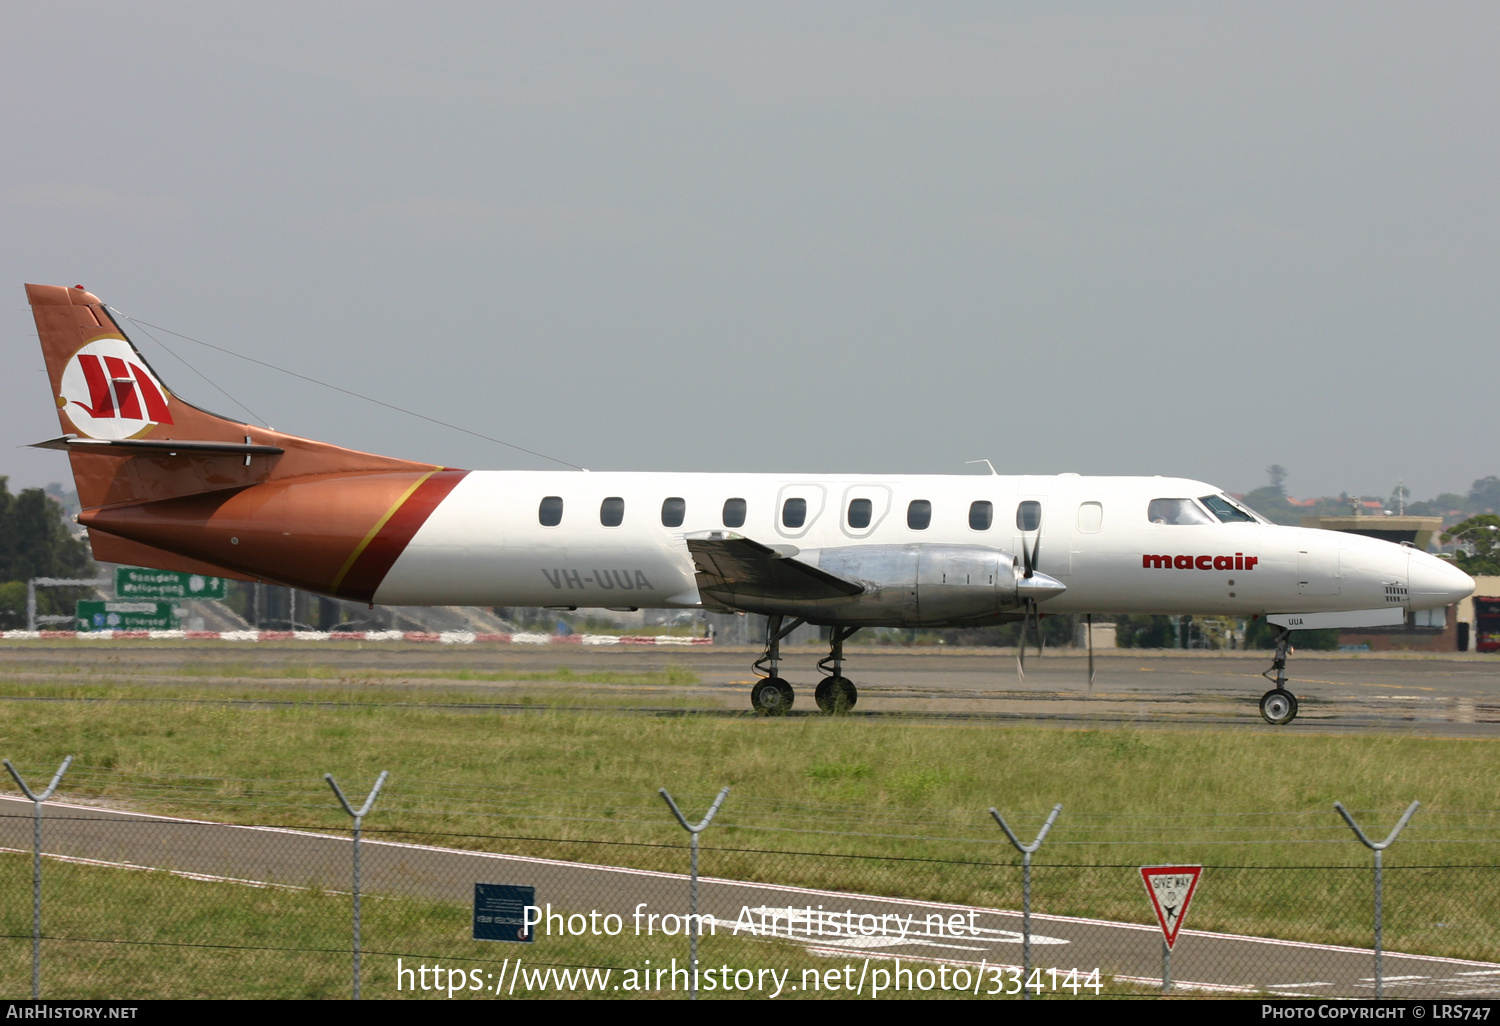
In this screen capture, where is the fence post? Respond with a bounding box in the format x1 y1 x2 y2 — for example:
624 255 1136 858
4 756 73 999
989 803 1062 1000
1334 800 1420 1000
326 770 389 1000
660 786 729 1001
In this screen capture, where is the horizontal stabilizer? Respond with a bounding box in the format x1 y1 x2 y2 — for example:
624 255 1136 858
686 531 864 605
31 436 285 457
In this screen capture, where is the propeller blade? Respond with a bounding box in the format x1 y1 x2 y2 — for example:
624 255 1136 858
1016 603 1030 682
1086 613 1095 693
1028 531 1041 579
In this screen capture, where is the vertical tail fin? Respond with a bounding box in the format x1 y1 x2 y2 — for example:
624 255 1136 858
26 283 469 595
26 283 437 511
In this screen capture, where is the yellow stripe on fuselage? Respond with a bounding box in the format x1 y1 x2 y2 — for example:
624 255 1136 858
329 469 440 593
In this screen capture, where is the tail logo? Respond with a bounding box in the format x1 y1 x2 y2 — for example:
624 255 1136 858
58 337 174 439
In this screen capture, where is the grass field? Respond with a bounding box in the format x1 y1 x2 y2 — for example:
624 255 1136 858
0 648 1497 966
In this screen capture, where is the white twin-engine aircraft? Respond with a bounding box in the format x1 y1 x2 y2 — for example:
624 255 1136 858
26 284 1475 725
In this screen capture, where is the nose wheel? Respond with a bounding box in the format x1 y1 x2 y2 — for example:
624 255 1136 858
1259 688 1298 725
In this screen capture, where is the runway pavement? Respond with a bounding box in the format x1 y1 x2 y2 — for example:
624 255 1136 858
3 643 1498 735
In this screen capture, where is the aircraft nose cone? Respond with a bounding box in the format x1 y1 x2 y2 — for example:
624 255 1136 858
1017 570 1067 604
1408 551 1474 608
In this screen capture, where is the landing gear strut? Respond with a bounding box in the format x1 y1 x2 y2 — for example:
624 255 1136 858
1259 627 1299 725
751 614 805 714
815 627 861 713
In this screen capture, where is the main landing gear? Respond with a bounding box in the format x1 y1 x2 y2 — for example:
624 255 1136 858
751 614 803 714
815 627 861 714
749 617 861 715
1259 627 1299 726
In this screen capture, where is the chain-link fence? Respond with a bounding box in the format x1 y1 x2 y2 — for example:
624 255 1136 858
1 768 1497 999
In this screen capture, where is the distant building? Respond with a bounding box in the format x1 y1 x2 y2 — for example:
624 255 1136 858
1300 514 1444 550
1456 576 1500 654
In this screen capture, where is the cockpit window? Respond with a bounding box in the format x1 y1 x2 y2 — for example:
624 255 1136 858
1147 498 1216 525
1199 494 1258 524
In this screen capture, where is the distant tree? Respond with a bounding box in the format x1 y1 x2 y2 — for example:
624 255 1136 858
1116 615 1176 649
1266 465 1288 497
1240 489 1298 526
1441 515 1500 575
1238 465 1300 525
1468 477 1500 514
44 482 80 518
0 478 94 628
1242 617 1338 650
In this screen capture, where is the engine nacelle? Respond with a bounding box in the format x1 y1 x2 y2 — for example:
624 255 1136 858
771 543 1061 627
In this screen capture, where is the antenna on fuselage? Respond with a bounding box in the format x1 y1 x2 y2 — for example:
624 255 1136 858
966 459 998 475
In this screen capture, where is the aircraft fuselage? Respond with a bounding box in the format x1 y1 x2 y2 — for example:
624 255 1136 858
371 470 1470 622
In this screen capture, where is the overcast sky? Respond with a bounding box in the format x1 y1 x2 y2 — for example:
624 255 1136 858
3 3 1495 503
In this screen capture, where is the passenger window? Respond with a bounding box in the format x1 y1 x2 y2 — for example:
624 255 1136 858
661 497 685 528
600 496 624 527
782 497 807 529
1148 498 1215 526
722 497 746 529
969 500 993 531
847 498 873 529
1077 501 1103 534
538 496 563 527
1016 500 1041 531
907 499 932 530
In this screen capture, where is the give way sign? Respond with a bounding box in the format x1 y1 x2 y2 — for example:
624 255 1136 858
1139 865 1203 949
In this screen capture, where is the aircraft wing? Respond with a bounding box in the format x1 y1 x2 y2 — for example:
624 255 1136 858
685 532 864 605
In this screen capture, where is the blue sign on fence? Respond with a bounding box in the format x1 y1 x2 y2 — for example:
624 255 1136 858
473 884 535 943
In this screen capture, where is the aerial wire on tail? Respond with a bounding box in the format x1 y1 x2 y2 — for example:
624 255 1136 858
117 313 586 471
123 317 270 428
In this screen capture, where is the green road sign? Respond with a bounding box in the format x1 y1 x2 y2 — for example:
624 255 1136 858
76 601 180 632
114 567 228 601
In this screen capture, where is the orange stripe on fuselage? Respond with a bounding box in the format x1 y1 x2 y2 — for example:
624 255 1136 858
333 469 469 602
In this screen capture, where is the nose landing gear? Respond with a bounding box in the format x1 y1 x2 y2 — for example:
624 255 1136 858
1259 627 1299 725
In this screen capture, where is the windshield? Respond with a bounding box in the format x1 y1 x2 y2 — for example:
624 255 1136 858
1199 494 1260 524
1147 498 1216 526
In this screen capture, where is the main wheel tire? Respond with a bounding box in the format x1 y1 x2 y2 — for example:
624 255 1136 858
814 676 858 714
1259 688 1298 725
752 677 794 715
